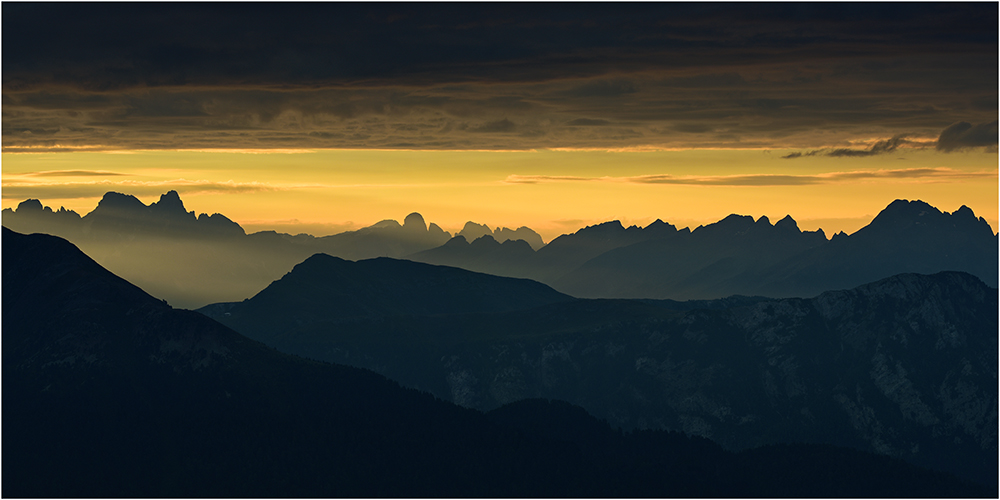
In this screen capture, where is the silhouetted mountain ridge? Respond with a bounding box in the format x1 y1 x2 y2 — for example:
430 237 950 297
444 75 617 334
202 242 998 490
8 226 985 496
4 193 996 308
200 252 573 346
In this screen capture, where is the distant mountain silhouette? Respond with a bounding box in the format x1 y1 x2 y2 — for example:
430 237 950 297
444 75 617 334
80 190 246 239
8 227 985 497
459 221 545 250
409 200 997 300
2 192 467 308
5 193 996 308
411 218 685 282
408 234 539 278
201 249 998 490
554 212 828 299
198 253 574 346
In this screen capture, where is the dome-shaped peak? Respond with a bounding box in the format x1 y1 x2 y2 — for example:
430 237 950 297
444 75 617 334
470 234 499 247
953 205 976 218
756 215 772 226
95 191 145 210
444 235 469 246
403 212 427 232
870 199 942 228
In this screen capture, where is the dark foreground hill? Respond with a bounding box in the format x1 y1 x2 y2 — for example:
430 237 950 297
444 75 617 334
4 226 989 497
199 252 573 346
202 250 998 491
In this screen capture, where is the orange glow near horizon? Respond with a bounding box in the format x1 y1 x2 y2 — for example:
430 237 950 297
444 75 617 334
3 149 997 242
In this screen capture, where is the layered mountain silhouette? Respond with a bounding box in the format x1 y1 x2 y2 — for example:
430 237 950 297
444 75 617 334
410 200 997 300
5 192 994 308
3 191 539 309
7 226 986 497
458 221 545 250
200 249 998 491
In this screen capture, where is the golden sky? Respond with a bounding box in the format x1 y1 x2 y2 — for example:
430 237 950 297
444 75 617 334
3 147 996 241
2 4 997 241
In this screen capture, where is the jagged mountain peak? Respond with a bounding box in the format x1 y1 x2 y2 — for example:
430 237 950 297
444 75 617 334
863 199 995 236
774 214 800 232
149 190 188 214
756 215 772 226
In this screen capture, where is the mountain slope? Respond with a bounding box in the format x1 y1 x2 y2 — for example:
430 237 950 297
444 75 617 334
3 227 989 497
199 253 574 346
1 227 578 497
202 253 998 489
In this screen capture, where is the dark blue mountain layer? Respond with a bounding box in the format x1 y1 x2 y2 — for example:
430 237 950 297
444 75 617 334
7 226 987 497
202 245 999 490
409 199 997 300
199 252 574 346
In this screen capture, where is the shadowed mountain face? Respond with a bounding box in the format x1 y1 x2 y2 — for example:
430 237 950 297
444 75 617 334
202 255 999 490
199 253 574 346
7 227 986 497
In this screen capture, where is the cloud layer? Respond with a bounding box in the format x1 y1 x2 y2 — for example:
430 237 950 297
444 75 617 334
505 168 996 186
3 4 997 152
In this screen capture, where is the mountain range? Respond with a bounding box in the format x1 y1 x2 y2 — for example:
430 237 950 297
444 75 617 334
410 199 998 300
7 191 993 311
6 226 988 496
2 191 542 308
199 250 999 490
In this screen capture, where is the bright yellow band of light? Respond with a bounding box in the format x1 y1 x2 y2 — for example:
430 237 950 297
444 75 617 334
3 148 997 241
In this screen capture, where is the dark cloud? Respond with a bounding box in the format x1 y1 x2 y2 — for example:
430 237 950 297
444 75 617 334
936 121 999 152
562 80 638 98
827 135 910 157
566 118 612 126
782 136 914 159
5 4 994 91
468 118 516 133
2 4 996 151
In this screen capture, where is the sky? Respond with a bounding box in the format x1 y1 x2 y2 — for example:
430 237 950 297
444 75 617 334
3 3 997 241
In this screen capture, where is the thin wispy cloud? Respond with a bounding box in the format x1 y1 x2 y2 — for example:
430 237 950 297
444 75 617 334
24 170 128 177
1 179 292 200
505 168 996 186
781 135 920 159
